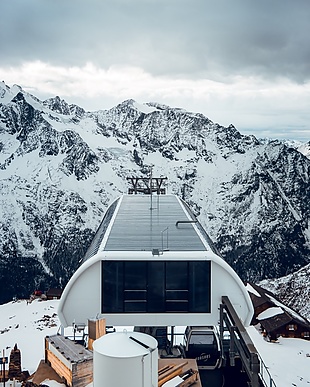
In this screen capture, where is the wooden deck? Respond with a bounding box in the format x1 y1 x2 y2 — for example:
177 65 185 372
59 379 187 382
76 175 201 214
158 358 202 387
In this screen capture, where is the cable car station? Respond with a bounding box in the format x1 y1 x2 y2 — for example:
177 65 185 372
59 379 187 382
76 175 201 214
57 178 269 386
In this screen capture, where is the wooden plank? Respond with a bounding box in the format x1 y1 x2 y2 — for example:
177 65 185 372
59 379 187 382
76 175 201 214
88 338 94 351
46 349 72 386
158 362 188 386
88 318 106 340
158 364 176 376
47 349 72 381
88 318 106 350
72 361 93 387
158 359 201 387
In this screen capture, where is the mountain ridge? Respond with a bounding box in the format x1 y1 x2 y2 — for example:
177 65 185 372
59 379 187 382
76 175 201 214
0 82 309 304
259 262 310 320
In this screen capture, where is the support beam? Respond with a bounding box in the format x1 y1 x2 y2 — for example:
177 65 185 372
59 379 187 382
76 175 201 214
221 296 260 387
126 177 167 194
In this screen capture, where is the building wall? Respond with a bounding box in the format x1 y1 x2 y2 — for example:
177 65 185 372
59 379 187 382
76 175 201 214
58 259 101 327
59 251 253 328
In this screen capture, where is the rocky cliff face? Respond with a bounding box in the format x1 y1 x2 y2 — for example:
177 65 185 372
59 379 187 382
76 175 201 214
0 82 309 304
259 263 310 320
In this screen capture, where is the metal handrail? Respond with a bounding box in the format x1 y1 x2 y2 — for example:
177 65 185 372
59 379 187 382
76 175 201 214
175 220 197 227
258 354 277 387
221 296 277 387
221 296 260 387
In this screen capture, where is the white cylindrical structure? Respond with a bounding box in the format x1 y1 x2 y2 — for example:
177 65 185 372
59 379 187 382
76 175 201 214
93 331 158 387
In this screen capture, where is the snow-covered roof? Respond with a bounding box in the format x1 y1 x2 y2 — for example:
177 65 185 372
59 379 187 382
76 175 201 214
248 282 310 329
257 307 284 320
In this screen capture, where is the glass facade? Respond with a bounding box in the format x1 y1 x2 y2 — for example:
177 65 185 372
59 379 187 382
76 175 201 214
102 260 211 313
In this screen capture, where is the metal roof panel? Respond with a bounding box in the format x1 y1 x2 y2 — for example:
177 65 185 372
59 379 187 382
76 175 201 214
103 195 207 251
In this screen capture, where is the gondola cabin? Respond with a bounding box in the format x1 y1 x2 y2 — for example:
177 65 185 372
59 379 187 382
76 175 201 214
58 194 253 328
183 326 222 370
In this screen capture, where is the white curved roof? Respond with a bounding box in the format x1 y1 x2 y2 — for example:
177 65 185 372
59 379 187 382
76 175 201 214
58 194 253 328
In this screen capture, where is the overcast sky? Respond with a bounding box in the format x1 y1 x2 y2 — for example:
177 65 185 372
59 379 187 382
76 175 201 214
0 0 309 141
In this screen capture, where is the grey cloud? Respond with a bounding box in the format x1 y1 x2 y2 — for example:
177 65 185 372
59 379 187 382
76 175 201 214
1 0 310 82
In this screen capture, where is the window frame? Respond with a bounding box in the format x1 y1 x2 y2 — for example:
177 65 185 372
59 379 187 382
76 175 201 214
101 260 211 314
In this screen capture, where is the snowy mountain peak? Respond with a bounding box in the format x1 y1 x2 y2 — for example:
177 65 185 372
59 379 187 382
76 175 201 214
146 101 174 111
43 96 71 115
11 84 23 93
0 82 309 309
297 141 310 159
0 82 22 104
275 139 310 160
114 99 193 117
258 137 310 158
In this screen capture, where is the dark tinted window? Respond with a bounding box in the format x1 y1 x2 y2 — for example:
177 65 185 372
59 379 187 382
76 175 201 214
102 260 211 313
148 261 165 312
102 261 123 313
189 261 211 312
166 261 188 289
124 261 147 289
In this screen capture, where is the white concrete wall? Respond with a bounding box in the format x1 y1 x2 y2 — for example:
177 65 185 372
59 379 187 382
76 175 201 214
58 251 253 328
58 258 101 327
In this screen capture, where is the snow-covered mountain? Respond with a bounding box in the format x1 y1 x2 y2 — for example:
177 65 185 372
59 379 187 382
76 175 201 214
298 142 310 159
282 139 310 160
259 263 310 320
0 81 309 304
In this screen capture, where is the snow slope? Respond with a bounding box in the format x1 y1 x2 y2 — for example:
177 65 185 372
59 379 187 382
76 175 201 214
0 299 59 374
247 326 310 387
0 299 310 386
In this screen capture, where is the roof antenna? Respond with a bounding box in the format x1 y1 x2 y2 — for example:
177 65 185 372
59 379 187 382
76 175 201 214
150 164 154 210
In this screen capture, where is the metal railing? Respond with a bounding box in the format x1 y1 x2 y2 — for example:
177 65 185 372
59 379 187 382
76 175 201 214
258 354 277 387
220 296 277 387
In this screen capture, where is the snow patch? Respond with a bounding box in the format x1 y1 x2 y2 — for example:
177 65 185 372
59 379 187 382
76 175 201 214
246 283 261 297
257 307 284 320
41 380 65 387
132 101 159 114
